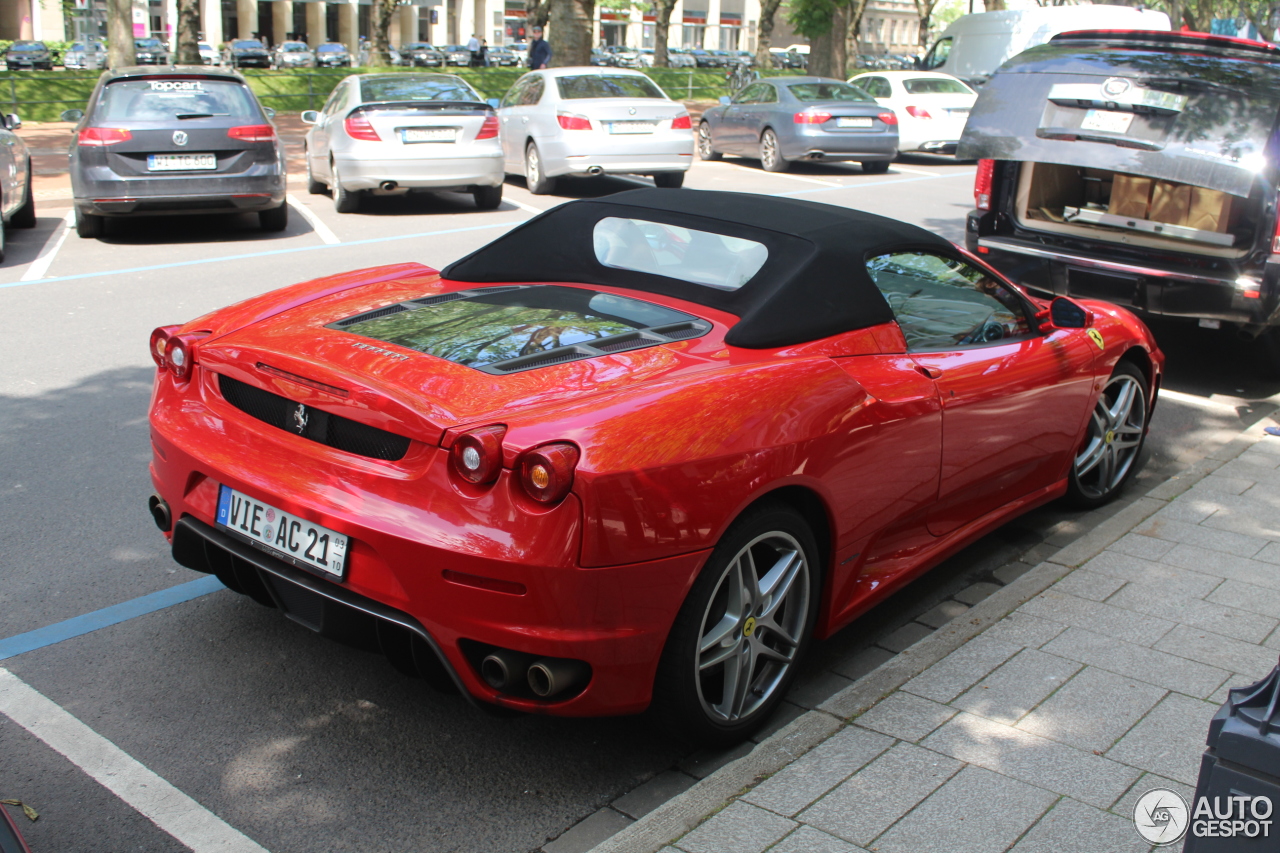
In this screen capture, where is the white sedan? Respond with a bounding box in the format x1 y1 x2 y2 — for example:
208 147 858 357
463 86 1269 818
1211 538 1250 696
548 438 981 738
846 70 976 156
497 67 694 194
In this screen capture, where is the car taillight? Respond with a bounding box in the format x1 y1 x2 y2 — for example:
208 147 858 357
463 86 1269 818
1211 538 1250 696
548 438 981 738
451 425 506 484
877 111 898 126
475 115 500 139
518 443 579 504
149 325 180 367
794 110 832 124
344 111 381 141
671 113 691 129
78 127 132 146
975 158 995 211
557 112 592 130
227 124 275 142
151 329 208 382
904 105 932 119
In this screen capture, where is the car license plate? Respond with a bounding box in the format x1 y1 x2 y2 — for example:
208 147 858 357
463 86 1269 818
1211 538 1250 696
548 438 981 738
836 117 874 128
1080 109 1133 134
216 485 348 579
148 153 216 171
401 127 457 143
609 121 657 134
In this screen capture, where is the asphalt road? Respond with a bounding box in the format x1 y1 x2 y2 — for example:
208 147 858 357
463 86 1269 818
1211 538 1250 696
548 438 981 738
1 154 1276 853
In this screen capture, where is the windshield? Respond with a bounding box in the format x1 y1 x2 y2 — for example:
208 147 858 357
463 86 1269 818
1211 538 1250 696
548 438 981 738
359 76 480 102
787 82 874 102
317 44 345 53
96 79 261 121
402 43 433 50
903 77 973 95
10 42 45 52
135 39 164 49
281 43 308 52
556 74 667 99
232 40 265 49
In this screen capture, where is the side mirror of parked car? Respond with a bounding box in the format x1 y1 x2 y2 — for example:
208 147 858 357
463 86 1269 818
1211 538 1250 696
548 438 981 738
719 96 731 105
487 98 500 108
1042 296 1090 331
2 114 21 130
60 109 84 123
300 110 319 124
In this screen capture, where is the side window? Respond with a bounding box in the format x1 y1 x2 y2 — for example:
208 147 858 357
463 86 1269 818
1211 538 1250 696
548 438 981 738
734 82 768 104
501 78 528 108
758 84 778 104
322 83 346 118
922 37 952 71
867 252 1033 351
521 76 545 106
865 77 891 99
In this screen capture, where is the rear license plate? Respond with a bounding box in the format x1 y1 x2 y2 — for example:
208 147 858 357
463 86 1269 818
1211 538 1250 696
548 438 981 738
216 485 348 579
836 117 874 128
1080 109 1133 134
401 127 457 143
148 153 216 171
609 121 657 134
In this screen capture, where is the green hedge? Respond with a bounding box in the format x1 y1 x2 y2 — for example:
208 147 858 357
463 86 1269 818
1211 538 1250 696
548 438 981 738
0 65 793 121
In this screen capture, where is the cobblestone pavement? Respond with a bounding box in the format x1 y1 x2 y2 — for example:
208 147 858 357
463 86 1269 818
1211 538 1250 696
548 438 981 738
578 424 1280 853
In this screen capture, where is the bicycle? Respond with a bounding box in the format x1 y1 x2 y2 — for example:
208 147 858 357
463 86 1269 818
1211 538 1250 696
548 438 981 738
726 61 758 94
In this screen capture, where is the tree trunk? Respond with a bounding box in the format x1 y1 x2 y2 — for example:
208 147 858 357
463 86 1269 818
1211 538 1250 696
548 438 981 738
526 0 550 29
107 0 136 69
175 0 202 65
807 2 848 79
549 0 596 67
755 0 783 67
914 0 936 48
846 0 867 63
985 0 1006 10
370 0 397 67
654 0 677 67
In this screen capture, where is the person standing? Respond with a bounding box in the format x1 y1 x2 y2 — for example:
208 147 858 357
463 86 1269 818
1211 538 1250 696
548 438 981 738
467 33 481 67
479 38 490 66
528 26 551 69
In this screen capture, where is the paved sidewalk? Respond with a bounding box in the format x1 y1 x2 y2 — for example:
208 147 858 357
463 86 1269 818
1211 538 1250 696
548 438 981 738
587 423 1280 853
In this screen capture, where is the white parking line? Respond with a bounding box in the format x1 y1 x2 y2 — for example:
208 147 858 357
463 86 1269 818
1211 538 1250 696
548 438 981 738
1159 388 1242 412
505 197 547 215
0 667 270 852
286 195 341 245
19 210 75 281
892 165 950 177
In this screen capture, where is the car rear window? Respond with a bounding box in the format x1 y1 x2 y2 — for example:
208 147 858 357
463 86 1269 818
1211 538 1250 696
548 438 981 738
359 76 481 102
902 77 972 95
594 217 768 291
402 43 433 50
556 74 667 99
96 79 261 121
787 82 874 102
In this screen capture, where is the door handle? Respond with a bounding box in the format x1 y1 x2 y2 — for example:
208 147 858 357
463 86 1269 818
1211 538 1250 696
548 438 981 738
915 365 942 380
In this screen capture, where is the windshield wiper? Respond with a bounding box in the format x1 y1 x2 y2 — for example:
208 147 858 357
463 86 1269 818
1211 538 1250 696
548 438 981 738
175 113 229 119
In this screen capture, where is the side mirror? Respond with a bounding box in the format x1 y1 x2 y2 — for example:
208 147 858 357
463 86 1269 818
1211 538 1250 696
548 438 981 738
263 106 276 118
1040 296 1090 331
718 96 731 105
300 110 319 124
486 97 500 108
3 114 21 130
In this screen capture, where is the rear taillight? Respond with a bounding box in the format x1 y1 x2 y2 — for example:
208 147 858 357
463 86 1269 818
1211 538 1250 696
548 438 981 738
451 425 506 484
227 124 275 142
150 328 208 382
78 127 132 146
557 112 592 130
671 113 691 129
344 111 381 141
904 105 932 119
877 111 898 126
475 115 500 140
518 443 579 504
150 325 179 367
794 110 832 124
975 158 995 211
1272 200 1280 253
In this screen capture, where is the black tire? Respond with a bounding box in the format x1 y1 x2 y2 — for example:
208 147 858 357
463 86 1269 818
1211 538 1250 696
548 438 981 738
12 166 35 228
331 161 360 213
653 172 685 189
259 202 288 232
651 503 821 746
861 160 890 175
759 128 787 172
697 122 722 161
472 184 503 210
76 209 104 239
1253 328 1280 380
305 148 325 195
524 141 556 195
1065 360 1149 509
0 216 6 263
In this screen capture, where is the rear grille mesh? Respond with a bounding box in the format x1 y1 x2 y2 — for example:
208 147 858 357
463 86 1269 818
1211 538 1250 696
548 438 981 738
218 374 411 461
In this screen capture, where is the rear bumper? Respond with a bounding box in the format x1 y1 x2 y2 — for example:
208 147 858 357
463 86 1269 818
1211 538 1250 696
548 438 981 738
335 152 504 190
781 130 897 161
74 165 286 214
80 191 285 216
541 134 695 178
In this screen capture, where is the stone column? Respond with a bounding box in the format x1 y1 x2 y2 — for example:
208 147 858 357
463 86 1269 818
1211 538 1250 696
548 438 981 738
164 0 178 42
237 0 258 38
203 0 223 45
706 0 721 50
272 0 291 41
338 0 358 54
306 2 326 45
400 5 419 42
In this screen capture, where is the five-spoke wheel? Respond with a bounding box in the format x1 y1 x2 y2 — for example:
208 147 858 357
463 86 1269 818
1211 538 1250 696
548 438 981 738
1068 361 1148 507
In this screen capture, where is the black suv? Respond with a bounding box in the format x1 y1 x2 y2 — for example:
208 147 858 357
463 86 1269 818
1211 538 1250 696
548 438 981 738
960 30 1280 373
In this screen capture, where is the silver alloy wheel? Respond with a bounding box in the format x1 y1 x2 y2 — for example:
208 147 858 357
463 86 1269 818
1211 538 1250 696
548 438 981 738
760 130 779 170
698 122 716 159
526 144 541 186
1074 373 1146 500
695 531 809 722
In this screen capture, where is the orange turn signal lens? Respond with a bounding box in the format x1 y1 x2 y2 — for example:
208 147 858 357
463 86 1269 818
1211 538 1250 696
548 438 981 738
518 443 579 504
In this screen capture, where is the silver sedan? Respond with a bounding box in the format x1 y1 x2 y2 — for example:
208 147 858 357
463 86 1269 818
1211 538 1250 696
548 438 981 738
0 112 34 261
302 73 505 213
497 67 694 194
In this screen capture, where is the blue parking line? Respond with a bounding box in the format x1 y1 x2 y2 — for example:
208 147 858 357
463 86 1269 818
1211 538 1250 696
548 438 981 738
0 221 513 291
0 575 224 661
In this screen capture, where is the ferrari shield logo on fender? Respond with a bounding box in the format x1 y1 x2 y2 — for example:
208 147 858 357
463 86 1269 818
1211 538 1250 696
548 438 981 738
172 130 188 146
1087 329 1105 350
292 403 308 434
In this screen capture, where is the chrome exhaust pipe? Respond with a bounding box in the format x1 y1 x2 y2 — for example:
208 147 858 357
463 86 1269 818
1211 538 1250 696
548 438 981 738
585 166 604 177
527 658 590 698
379 180 398 191
148 495 172 532
480 649 534 691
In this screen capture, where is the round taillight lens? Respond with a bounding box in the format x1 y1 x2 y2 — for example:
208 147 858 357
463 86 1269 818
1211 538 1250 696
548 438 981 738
518 443 580 504
450 425 506 484
163 331 209 382
150 325 179 367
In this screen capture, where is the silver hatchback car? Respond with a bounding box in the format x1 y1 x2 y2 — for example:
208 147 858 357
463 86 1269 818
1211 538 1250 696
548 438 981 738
302 73 505 212
498 67 693 194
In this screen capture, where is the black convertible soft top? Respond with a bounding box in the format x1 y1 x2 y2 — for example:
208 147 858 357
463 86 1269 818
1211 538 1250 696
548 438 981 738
441 189 954 349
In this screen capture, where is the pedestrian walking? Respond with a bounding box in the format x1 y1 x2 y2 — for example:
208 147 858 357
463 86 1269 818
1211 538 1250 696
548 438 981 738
479 38 490 67
467 33 482 67
528 26 551 69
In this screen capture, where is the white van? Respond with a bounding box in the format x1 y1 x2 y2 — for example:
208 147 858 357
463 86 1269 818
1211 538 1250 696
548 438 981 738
921 5 1170 84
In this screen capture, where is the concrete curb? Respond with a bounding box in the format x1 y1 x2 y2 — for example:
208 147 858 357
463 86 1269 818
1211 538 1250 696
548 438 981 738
584 419 1261 853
